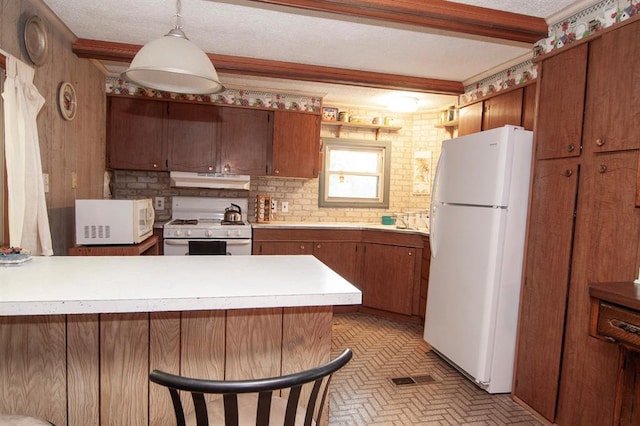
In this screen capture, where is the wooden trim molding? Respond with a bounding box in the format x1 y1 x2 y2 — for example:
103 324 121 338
248 0 549 44
72 39 464 95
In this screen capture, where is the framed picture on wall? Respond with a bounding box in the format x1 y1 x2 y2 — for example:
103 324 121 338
322 107 338 121
412 151 432 195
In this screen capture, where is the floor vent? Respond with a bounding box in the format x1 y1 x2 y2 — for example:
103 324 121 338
391 374 436 386
412 374 436 383
391 377 416 386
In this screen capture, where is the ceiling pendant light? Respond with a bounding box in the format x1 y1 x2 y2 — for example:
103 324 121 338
121 0 224 95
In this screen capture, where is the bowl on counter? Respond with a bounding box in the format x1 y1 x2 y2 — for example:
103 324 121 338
381 215 395 225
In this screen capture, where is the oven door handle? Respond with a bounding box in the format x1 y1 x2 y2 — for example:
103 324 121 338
164 240 189 246
164 239 252 246
225 239 252 246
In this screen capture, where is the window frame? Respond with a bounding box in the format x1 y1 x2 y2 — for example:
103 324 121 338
318 137 391 208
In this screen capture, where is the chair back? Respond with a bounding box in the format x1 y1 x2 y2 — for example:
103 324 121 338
150 348 352 426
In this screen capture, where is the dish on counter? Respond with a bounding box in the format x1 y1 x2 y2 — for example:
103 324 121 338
1 247 33 266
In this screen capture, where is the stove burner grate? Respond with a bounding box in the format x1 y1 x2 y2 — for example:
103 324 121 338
171 219 198 225
221 220 245 226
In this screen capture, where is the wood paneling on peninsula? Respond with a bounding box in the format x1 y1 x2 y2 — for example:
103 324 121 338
0 307 330 425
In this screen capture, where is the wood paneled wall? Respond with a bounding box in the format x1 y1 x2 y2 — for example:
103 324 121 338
1 0 107 254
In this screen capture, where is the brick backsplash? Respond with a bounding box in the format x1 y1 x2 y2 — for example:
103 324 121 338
111 108 450 224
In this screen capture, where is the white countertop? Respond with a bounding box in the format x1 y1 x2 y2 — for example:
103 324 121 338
251 222 429 235
0 255 362 316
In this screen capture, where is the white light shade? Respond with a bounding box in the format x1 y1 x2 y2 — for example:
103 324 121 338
122 33 224 95
387 96 418 113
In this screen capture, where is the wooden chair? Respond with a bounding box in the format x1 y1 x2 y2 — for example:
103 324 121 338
149 348 352 426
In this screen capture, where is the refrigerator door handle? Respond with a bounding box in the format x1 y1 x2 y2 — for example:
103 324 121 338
430 150 445 258
430 206 440 258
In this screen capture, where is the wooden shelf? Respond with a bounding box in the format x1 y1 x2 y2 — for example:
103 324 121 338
68 235 159 256
434 119 458 128
321 120 402 139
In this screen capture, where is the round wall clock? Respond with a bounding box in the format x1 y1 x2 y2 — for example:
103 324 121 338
58 82 77 121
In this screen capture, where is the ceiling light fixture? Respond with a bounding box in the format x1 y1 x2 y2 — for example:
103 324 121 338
121 0 224 95
387 96 419 113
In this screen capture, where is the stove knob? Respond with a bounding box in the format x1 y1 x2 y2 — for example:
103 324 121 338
175 230 182 237
205 230 213 237
186 230 192 236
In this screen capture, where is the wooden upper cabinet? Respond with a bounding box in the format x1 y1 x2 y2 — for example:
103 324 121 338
457 102 483 136
521 83 537 131
535 44 588 160
272 111 320 178
584 21 640 154
458 84 534 137
219 108 273 176
107 97 167 171
482 88 523 131
167 103 219 172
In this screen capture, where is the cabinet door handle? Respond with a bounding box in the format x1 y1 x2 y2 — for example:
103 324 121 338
564 169 573 178
274 170 280 175
153 163 158 168
609 319 640 337
208 166 213 171
300 245 305 250
599 164 607 174
566 144 575 152
408 251 413 256
596 138 605 147
316 244 321 249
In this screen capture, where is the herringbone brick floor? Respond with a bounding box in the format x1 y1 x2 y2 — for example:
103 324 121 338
329 313 543 426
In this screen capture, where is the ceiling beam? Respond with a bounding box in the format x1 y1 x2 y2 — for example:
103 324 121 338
72 38 464 95
248 0 549 44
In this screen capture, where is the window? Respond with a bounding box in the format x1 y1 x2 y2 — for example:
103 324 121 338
319 138 391 208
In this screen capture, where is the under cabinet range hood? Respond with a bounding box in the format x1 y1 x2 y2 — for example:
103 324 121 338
169 171 250 190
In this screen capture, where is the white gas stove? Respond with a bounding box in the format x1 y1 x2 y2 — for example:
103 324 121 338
163 197 252 255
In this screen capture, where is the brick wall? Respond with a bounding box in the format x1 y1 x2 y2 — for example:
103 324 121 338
111 107 452 224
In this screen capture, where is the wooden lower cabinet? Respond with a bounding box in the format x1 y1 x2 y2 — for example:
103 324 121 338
252 229 360 285
361 243 416 316
252 228 427 321
513 158 579 420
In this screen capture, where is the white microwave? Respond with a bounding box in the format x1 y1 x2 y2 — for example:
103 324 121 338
75 198 155 245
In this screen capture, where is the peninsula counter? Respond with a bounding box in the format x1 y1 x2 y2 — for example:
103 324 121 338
0 255 361 425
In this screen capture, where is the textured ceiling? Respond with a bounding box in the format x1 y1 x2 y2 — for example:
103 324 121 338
43 0 585 111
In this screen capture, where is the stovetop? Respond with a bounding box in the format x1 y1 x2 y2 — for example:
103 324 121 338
163 197 251 239
165 218 247 227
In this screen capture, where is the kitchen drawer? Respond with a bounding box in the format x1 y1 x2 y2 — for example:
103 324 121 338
596 302 640 349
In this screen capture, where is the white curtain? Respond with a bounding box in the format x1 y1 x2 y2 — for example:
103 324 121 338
2 54 53 255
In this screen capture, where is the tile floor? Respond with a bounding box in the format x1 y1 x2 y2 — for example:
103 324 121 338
329 313 543 425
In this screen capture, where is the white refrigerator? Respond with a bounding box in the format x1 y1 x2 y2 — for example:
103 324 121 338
424 125 533 394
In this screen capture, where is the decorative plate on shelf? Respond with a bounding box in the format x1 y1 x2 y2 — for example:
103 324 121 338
23 15 48 66
58 82 77 121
